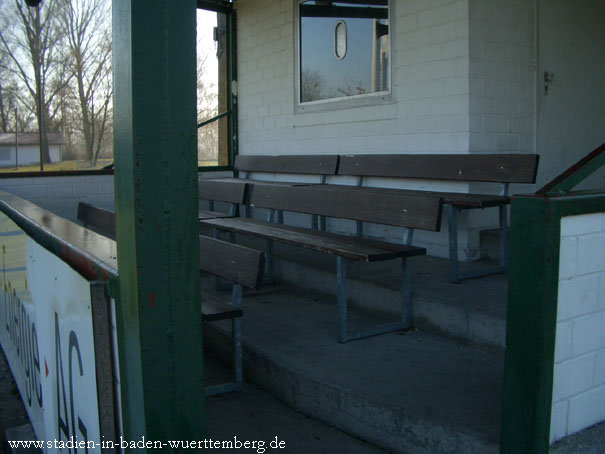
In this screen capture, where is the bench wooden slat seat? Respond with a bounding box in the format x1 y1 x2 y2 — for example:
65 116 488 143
338 153 539 183
236 154 339 175
320 185 511 209
198 209 233 220
201 184 443 343
199 155 341 222
200 177 315 187
249 184 443 231
337 153 540 282
203 217 426 262
77 201 265 396
198 179 249 221
201 298 243 322
199 234 265 290
77 203 117 239
198 179 248 205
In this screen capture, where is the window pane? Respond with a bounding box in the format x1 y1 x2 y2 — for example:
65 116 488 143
299 1 390 103
197 9 229 167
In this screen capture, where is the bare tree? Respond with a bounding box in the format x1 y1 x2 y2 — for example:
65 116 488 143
0 50 12 131
0 0 70 163
300 68 324 103
59 0 112 166
197 50 219 162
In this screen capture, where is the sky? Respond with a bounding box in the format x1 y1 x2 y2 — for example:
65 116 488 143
197 9 219 94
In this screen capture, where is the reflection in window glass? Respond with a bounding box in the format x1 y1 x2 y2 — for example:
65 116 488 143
299 1 390 104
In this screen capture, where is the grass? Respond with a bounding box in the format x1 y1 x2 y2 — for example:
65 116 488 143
0 159 113 173
1 159 223 173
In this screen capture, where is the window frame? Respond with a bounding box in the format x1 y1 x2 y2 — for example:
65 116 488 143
196 2 238 172
294 0 393 113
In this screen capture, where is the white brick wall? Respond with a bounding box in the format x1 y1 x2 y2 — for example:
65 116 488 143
550 213 605 443
0 175 115 222
468 0 536 155
236 0 472 157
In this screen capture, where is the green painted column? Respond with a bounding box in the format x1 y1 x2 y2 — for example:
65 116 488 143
113 0 205 447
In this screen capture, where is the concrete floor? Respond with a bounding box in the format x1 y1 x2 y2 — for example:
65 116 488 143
206 352 391 453
203 282 503 454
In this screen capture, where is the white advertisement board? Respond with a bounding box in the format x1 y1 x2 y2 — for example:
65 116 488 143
0 213 102 451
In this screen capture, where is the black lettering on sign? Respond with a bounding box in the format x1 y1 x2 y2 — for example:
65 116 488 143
55 313 71 444
32 324 42 407
55 312 89 452
0 282 43 410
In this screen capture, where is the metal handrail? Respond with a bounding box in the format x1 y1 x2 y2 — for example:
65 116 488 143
197 111 229 129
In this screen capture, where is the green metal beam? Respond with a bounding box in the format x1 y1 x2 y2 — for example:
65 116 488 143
501 192 605 453
538 142 605 195
227 10 238 171
113 0 205 447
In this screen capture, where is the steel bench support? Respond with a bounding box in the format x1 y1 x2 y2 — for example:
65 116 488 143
265 209 276 284
336 256 411 343
447 184 509 283
205 284 243 397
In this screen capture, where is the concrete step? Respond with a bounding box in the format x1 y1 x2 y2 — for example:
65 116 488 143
202 282 504 454
204 351 391 453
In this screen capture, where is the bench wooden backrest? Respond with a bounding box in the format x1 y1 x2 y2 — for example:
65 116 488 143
199 235 265 290
77 202 116 239
338 153 539 184
249 185 443 231
198 179 248 204
234 154 339 175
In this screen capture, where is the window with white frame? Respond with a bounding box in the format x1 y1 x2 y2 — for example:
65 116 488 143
296 0 390 106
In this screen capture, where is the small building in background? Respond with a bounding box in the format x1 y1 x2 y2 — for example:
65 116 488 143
0 132 65 168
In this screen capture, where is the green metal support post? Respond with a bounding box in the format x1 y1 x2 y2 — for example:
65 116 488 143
113 0 205 447
501 143 605 452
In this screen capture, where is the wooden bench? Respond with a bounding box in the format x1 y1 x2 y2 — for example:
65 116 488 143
198 178 249 219
201 184 443 343
200 154 339 223
198 235 265 396
76 202 265 396
336 153 540 282
77 203 117 239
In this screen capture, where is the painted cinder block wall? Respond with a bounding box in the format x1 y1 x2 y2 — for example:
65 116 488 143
0 175 115 222
234 0 537 259
550 212 605 443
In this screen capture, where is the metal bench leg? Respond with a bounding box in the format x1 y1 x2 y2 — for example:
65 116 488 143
402 257 412 329
336 256 348 343
209 200 215 211
205 284 243 397
356 221 363 237
231 284 243 391
212 228 232 291
336 256 409 343
449 203 508 283
319 215 327 231
448 205 460 283
277 209 284 224
262 210 276 285
265 239 275 285
499 204 508 270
